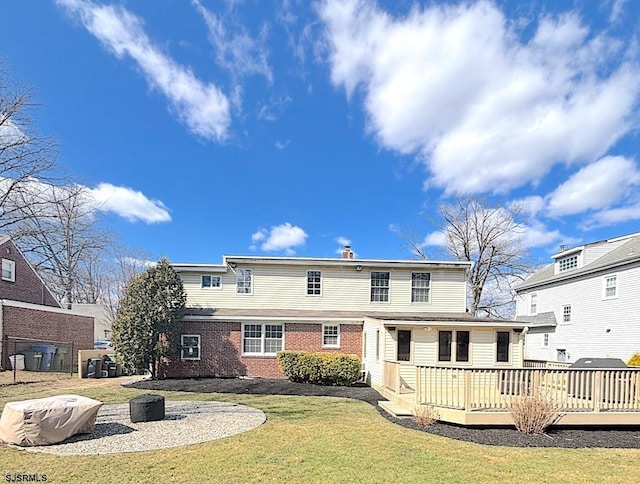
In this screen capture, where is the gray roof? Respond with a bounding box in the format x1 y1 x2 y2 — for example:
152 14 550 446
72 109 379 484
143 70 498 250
516 233 640 291
515 311 557 326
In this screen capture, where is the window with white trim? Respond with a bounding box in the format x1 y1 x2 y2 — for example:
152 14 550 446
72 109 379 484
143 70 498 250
322 324 340 348
370 272 390 302
307 270 322 296
438 330 470 363
563 304 571 323
181 334 201 360
242 323 283 355
496 331 510 363
236 269 253 294
411 272 430 302
530 293 537 315
604 275 617 298
1 259 15 282
558 255 578 272
201 275 221 289
543 333 549 347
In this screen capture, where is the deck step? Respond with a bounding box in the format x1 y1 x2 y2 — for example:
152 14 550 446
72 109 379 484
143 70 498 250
378 400 414 417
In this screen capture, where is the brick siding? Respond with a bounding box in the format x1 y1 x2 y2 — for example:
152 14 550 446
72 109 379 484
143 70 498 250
165 321 363 379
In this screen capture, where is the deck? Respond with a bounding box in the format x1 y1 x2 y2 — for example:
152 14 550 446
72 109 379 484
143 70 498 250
378 361 640 426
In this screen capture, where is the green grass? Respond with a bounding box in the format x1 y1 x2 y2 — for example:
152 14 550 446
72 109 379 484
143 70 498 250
1 378 638 483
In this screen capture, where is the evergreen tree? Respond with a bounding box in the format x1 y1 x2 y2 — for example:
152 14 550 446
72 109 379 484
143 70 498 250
112 258 186 378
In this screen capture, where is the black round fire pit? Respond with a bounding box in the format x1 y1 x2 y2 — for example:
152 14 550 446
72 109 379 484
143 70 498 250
129 394 165 423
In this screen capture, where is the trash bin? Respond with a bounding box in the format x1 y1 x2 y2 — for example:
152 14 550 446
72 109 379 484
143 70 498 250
23 350 43 371
89 358 103 378
31 344 57 371
107 363 117 378
53 347 69 371
8 354 25 370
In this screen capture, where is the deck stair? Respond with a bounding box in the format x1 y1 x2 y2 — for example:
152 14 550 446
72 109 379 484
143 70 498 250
378 400 414 417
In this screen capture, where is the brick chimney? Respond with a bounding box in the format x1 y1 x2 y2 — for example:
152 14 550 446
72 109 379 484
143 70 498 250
342 245 354 259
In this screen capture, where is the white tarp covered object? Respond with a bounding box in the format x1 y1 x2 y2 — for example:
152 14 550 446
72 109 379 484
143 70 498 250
0 394 103 446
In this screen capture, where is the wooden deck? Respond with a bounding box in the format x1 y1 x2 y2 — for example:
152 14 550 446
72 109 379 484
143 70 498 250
379 361 640 426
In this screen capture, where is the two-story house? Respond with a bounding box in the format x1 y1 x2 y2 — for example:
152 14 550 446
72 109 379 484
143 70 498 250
515 232 640 364
168 246 541 393
0 235 94 370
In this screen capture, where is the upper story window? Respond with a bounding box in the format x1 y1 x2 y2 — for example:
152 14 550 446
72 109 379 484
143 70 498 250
307 270 322 296
411 272 430 302
558 255 578 272
201 275 221 289
322 324 340 348
370 272 390 302
236 269 253 294
529 293 537 315
563 304 571 323
181 334 201 360
603 275 617 299
1 259 15 282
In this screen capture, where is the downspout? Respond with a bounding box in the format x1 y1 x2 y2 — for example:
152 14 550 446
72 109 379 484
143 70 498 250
519 326 529 364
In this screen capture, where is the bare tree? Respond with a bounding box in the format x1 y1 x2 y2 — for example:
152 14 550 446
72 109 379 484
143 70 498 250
404 196 532 317
0 66 56 228
9 183 112 308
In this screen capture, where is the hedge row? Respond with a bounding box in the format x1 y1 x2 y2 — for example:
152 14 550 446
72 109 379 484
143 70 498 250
277 351 362 386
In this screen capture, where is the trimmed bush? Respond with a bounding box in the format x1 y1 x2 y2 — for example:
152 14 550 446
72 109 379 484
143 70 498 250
627 353 640 367
509 390 559 434
277 351 362 386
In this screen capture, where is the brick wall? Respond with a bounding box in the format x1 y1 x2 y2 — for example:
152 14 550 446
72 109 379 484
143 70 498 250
0 240 60 307
165 321 363 379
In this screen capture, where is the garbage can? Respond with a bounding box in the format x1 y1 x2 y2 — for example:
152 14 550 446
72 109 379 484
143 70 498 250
53 347 69 371
31 344 57 371
107 363 117 378
23 350 42 371
89 358 103 378
8 354 25 370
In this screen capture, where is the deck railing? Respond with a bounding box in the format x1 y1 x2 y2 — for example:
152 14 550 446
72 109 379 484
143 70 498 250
383 361 400 393
523 359 572 369
413 366 640 413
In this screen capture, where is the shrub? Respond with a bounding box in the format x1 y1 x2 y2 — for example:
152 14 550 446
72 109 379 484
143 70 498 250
509 390 559 434
627 353 640 367
414 405 439 428
277 351 361 386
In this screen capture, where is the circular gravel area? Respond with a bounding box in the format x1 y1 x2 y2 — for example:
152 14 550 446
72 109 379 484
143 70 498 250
22 401 266 455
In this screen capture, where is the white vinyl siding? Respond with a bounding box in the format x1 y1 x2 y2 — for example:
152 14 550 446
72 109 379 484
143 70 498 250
180 265 467 313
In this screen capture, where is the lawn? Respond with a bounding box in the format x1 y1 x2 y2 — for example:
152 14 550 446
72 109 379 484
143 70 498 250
0 376 638 483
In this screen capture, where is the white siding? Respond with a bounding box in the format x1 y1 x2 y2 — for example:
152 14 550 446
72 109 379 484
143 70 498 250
181 264 467 313
362 320 383 386
520 264 640 363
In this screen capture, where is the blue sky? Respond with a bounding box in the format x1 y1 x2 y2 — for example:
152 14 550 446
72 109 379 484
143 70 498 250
0 0 639 265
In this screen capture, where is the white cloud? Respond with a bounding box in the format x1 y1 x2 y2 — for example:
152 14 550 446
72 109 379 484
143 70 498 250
583 202 640 229
89 183 171 223
251 223 307 254
57 0 230 141
423 231 447 247
318 0 640 195
547 156 640 216
275 140 290 150
609 0 628 23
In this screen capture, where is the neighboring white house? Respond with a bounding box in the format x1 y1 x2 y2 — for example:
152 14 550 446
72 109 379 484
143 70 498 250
515 232 640 364
70 303 114 342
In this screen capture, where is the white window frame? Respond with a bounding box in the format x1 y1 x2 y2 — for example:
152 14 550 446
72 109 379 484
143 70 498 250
242 323 284 356
558 255 578 272
2 259 15 282
496 331 511 363
529 293 537 315
236 268 253 295
562 304 571 323
411 272 430 303
603 274 618 299
370 271 390 302
201 274 222 289
543 333 549 347
322 324 340 348
181 334 201 361
306 270 322 296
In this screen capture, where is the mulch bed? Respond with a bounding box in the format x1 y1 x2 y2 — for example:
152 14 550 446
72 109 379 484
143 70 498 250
129 377 640 449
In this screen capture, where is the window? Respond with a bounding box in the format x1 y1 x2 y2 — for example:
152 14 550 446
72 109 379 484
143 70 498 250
563 304 571 323
543 333 549 347
323 324 340 348
181 335 201 360
370 272 390 302
236 269 253 294
201 275 221 289
557 349 567 362
397 330 411 362
242 323 283 355
1 259 15 282
307 270 322 295
604 275 617 298
496 331 510 363
558 255 578 272
438 331 452 362
530 293 537 315
438 330 469 363
375 330 380 361
411 272 430 302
